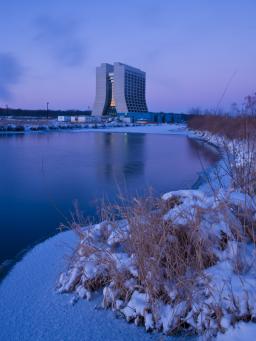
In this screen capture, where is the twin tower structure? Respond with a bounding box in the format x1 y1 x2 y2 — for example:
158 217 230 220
92 62 148 116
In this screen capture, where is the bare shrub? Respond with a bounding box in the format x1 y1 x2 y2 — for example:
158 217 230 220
188 99 256 244
102 195 217 307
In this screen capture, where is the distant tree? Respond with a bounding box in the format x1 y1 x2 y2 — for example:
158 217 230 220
244 92 256 115
188 107 202 115
230 102 240 116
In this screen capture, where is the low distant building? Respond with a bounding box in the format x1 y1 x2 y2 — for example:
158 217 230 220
57 116 70 122
118 112 191 124
70 116 87 123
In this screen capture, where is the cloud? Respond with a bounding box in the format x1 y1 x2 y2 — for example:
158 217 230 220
0 53 24 100
34 15 86 67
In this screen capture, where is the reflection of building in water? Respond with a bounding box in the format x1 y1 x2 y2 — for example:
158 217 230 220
94 133 145 183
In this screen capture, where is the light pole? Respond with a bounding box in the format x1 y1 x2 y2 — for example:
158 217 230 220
46 102 49 120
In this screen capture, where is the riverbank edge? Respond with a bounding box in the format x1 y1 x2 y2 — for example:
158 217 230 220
0 122 187 135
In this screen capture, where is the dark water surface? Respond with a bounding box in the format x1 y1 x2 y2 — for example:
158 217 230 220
0 131 218 270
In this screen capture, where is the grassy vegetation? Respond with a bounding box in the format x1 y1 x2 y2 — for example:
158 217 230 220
188 92 256 140
188 114 256 140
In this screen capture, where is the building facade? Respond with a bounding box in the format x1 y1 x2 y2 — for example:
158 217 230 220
92 62 148 116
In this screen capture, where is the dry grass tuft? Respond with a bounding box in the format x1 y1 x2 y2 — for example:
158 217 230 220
100 194 217 308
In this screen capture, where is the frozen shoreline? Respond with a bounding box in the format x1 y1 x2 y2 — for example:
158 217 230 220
0 122 189 136
77 123 188 135
0 230 178 341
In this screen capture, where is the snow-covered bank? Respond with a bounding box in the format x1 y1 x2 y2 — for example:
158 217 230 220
0 121 188 136
0 230 181 341
80 123 188 135
216 321 256 340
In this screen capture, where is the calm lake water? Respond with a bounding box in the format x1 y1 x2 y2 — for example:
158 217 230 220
0 131 218 271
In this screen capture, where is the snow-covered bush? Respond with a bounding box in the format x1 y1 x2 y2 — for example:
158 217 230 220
57 186 256 338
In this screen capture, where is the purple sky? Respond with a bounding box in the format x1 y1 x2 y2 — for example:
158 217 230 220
0 0 256 112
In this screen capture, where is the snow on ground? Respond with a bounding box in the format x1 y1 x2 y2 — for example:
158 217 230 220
0 122 188 136
0 230 188 341
75 123 188 135
216 322 256 341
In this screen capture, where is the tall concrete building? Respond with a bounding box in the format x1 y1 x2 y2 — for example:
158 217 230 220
92 62 148 116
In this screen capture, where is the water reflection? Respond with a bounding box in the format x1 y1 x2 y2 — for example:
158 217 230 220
94 133 145 182
0 131 219 271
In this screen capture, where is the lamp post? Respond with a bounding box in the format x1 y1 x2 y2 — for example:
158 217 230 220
46 102 49 120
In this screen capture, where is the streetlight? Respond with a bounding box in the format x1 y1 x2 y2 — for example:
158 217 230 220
46 102 49 120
